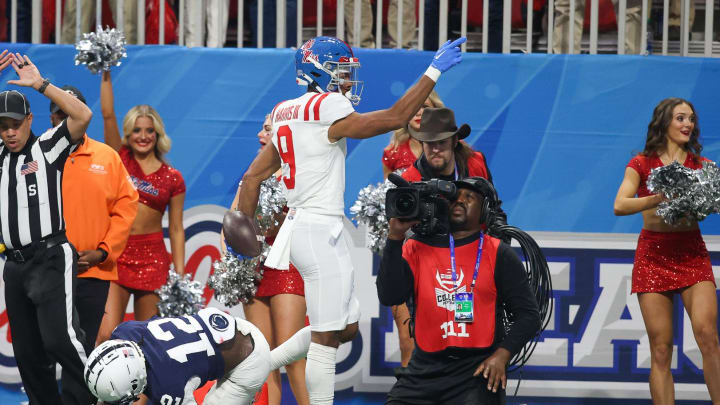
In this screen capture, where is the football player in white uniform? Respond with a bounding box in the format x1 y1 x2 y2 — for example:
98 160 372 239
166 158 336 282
237 35 466 404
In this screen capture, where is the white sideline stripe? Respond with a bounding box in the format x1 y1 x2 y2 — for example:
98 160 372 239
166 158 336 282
63 243 87 363
506 379 711 400
518 231 720 251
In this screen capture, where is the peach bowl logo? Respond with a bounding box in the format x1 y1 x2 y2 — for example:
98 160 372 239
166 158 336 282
0 204 237 384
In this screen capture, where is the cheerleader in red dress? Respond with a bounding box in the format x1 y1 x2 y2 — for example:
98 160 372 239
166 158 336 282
115 146 185 292
614 97 720 403
96 71 187 346
222 115 309 405
381 91 443 367
626 152 713 293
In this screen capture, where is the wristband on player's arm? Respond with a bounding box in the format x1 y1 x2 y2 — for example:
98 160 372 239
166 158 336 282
424 66 442 83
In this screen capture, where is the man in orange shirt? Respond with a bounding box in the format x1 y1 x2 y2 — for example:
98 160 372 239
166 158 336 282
56 85 139 350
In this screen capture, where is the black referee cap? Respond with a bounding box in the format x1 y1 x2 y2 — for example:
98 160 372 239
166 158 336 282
0 90 30 121
50 85 87 114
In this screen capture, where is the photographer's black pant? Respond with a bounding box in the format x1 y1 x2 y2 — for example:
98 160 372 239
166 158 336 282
76 277 110 349
386 349 506 405
4 242 91 405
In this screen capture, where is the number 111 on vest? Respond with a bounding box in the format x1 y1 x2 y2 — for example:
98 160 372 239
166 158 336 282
277 125 296 189
440 321 471 338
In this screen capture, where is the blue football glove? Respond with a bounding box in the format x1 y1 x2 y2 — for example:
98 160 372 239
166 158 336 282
225 241 252 261
430 37 467 73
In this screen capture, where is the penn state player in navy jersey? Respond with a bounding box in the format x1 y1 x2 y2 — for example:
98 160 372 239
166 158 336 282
84 307 310 405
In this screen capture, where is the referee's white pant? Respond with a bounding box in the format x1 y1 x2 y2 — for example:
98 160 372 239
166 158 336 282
3 241 90 405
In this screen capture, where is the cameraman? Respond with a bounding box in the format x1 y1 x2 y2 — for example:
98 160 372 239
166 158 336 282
377 177 540 404
401 107 507 228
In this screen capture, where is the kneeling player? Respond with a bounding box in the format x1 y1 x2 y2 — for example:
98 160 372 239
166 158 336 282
84 307 310 405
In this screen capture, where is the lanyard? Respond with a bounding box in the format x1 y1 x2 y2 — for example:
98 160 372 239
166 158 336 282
454 163 459 180
449 233 484 293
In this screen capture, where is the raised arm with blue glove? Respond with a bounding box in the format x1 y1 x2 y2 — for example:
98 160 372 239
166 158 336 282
424 37 467 82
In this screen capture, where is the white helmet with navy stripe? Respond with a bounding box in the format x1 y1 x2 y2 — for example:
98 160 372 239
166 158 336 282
84 339 147 404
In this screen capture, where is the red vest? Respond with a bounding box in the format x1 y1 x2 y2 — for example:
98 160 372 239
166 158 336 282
402 234 500 352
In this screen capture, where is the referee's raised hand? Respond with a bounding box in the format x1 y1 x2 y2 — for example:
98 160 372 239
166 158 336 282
4 52 93 143
8 53 43 90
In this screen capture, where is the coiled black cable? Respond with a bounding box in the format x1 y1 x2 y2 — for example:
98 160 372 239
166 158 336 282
491 224 553 372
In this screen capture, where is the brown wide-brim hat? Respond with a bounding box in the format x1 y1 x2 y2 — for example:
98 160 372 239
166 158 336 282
408 107 471 142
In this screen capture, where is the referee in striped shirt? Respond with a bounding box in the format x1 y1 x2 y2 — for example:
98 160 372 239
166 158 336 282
0 51 93 404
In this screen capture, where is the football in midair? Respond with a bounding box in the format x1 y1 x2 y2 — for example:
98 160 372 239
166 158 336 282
222 210 262 257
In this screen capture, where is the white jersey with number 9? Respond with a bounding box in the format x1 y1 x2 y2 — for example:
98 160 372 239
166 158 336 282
270 91 355 216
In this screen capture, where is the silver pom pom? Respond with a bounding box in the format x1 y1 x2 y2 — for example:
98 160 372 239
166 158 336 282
74 26 127 74
350 173 400 253
648 160 720 225
693 161 720 218
155 272 205 317
208 245 270 308
212 177 284 307
647 161 695 199
255 177 288 233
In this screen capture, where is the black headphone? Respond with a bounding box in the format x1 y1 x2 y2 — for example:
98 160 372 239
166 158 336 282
454 177 499 226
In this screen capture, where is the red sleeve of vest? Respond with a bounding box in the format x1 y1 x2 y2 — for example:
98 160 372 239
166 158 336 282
468 152 489 179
